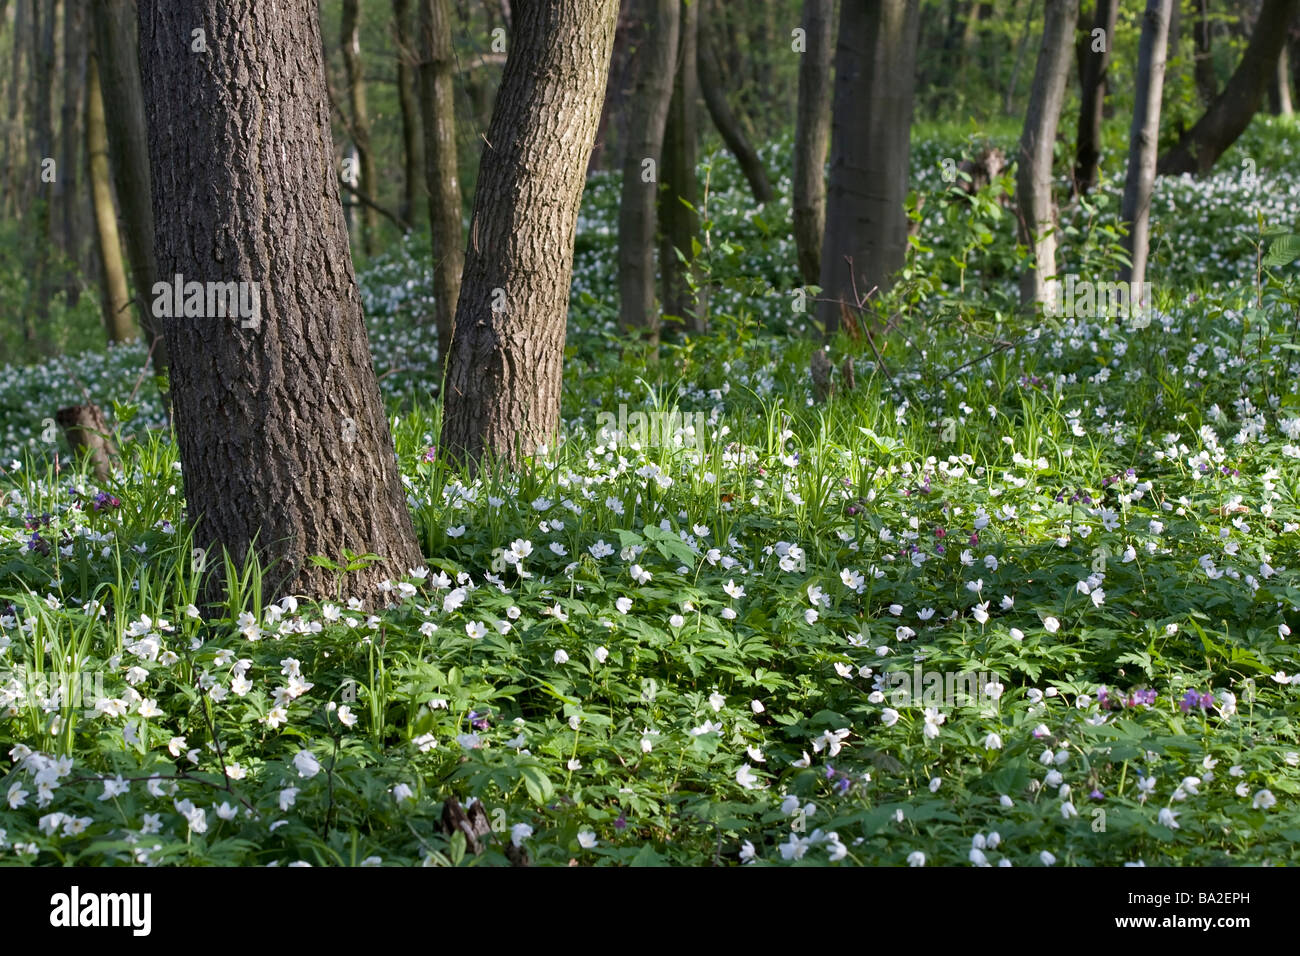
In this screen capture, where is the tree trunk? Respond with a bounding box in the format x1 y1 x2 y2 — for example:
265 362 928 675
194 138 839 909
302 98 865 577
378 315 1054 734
1015 0 1078 311
659 0 704 332
588 0 634 174
341 0 378 255
1193 0 1217 105
1073 0 1117 196
137 0 423 606
29 0 57 334
440 0 620 469
793 0 833 287
1120 0 1173 290
697 0 773 204
1003 0 1035 115
86 49 133 343
56 403 119 483
618 0 680 341
2 0 26 220
747 0 774 135
1268 39 1294 114
89 0 169 372
55 0 86 302
392 0 422 227
1158 0 1300 175
417 0 465 386
817 0 921 336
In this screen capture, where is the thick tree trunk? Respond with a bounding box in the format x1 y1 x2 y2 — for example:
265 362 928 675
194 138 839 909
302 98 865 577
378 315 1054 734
392 0 422 227
1015 0 1078 311
1158 0 1300 175
341 0 378 255
89 0 169 372
1121 0 1173 290
86 49 133 344
817 0 921 336
659 0 704 332
417 0 465 385
697 0 772 204
137 0 422 606
1073 0 1117 196
792 0 834 286
440 0 619 469
618 0 680 340
1268 41 1294 114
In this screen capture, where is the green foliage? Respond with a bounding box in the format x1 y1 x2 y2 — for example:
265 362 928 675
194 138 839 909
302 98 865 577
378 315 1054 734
2 122 1300 867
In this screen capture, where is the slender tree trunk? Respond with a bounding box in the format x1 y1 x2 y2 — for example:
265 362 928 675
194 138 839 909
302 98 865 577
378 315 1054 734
747 0 774 135
392 0 422 227
697 0 772 204
1193 0 1217 105
56 0 87 302
440 0 620 469
30 0 57 334
86 49 133 343
2 0 26 220
1159 0 1300 175
817 0 921 336
1015 0 1078 311
89 0 169 372
417 0 465 385
341 0 378 255
618 0 680 341
589 0 634 174
1268 40 1294 114
1121 0 1173 290
1003 0 1035 115
659 0 703 332
793 0 833 287
1074 0 1117 196
137 0 422 606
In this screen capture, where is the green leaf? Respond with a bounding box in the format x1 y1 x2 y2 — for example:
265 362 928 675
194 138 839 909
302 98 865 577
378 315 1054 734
1263 234 1300 268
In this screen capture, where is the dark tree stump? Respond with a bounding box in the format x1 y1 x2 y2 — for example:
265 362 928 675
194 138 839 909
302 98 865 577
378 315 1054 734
55 404 118 482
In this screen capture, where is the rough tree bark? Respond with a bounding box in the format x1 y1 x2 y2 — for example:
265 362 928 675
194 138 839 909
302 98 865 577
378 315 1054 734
1015 0 1078 311
440 0 620 469
89 0 169 372
618 0 680 341
341 0 378 255
392 0 422 227
658 0 704 333
1120 0 1173 290
817 0 921 336
137 0 422 605
792 0 833 286
1073 0 1117 196
1158 0 1300 175
417 0 465 385
697 0 773 204
86 48 133 344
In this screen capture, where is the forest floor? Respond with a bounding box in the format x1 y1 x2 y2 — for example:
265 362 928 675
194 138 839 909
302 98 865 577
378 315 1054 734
1 122 1298 866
